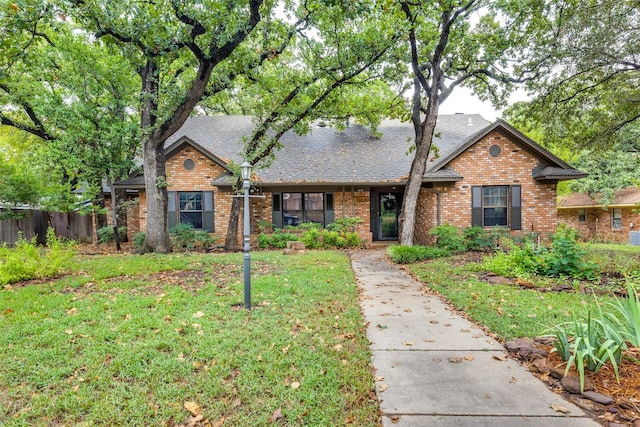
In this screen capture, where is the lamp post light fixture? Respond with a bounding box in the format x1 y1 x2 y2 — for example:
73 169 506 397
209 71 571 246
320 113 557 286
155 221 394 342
240 161 253 310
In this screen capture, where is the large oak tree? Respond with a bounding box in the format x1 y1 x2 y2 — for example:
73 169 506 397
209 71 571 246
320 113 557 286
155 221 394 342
396 0 552 245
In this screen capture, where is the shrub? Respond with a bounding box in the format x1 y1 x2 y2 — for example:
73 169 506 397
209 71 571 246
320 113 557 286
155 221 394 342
0 228 75 287
322 230 346 248
303 227 322 249
387 245 450 264
539 226 596 279
429 224 465 252
97 226 127 244
132 232 146 251
463 226 496 251
326 217 362 233
169 223 198 250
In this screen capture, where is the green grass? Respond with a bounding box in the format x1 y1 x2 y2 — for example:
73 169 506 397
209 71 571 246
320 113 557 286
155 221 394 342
0 250 379 426
406 255 609 340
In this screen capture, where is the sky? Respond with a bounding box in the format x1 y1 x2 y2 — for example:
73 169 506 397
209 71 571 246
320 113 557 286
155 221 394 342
439 86 530 122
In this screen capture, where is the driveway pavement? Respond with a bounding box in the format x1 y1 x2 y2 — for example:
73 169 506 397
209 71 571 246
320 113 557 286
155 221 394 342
351 249 600 427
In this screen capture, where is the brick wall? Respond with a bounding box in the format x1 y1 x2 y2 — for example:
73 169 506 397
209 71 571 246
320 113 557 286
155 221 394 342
558 207 640 243
414 130 558 244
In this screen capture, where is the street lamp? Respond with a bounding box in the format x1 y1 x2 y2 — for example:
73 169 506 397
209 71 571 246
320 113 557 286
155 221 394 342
240 161 253 310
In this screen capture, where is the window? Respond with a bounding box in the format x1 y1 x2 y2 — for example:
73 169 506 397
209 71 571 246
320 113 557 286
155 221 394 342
273 192 333 228
168 191 214 231
482 186 508 226
578 208 587 222
612 208 622 230
179 192 203 228
472 185 521 230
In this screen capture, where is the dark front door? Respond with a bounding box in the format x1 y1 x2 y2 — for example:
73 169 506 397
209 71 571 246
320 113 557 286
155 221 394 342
379 193 401 240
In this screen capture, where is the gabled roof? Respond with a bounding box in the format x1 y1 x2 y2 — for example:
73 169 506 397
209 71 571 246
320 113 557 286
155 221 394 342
558 187 640 208
121 114 585 187
162 114 491 185
426 119 587 181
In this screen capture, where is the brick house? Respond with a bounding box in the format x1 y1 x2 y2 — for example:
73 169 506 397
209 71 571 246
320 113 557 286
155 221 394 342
115 114 586 244
557 187 640 243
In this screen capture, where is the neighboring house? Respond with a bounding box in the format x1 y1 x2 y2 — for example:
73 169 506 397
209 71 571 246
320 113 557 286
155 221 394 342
558 187 640 243
114 114 586 245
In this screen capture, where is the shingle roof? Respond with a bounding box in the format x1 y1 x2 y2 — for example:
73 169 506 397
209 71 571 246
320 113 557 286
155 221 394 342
120 114 584 187
163 114 491 185
558 187 640 208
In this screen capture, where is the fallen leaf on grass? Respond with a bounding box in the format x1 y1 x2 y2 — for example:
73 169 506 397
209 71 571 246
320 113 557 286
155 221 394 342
192 311 204 318
282 345 290 354
184 401 200 416
185 414 204 427
66 307 78 315
65 329 73 335
233 397 241 407
291 381 300 390
270 408 283 422
550 403 569 413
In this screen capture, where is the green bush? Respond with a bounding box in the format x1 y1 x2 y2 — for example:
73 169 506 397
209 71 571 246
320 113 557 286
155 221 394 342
132 232 146 251
97 226 127 244
303 227 322 249
387 245 450 264
464 226 496 251
482 227 596 280
0 228 75 287
538 226 596 279
169 223 198 250
326 217 362 233
321 230 346 248
429 224 465 252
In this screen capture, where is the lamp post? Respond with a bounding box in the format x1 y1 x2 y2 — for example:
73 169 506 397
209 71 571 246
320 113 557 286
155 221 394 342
240 161 253 310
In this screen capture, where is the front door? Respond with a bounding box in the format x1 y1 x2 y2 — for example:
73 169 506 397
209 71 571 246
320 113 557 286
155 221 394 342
379 193 401 240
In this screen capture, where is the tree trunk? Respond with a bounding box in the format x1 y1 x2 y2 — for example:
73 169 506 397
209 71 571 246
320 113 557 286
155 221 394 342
399 113 438 246
225 195 242 251
142 140 171 253
107 178 121 251
139 58 171 254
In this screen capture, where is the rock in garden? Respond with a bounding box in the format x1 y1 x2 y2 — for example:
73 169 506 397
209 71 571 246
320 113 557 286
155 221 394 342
582 391 615 405
560 375 594 394
504 338 548 359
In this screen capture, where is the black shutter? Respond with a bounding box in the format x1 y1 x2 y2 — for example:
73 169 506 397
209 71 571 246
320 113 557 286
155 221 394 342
168 191 177 228
272 193 282 228
203 191 214 232
325 193 334 226
510 185 522 230
471 186 482 226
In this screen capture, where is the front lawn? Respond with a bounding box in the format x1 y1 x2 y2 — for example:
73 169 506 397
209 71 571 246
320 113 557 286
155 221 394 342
0 251 379 426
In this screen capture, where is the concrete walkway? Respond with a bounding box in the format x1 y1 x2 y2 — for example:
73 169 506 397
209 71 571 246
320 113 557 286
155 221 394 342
351 249 599 427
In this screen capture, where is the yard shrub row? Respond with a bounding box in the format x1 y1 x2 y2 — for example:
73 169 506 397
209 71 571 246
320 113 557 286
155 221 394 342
257 218 364 249
481 225 596 279
0 228 75 287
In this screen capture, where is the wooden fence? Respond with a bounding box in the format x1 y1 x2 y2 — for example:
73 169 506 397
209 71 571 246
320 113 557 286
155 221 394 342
0 209 94 245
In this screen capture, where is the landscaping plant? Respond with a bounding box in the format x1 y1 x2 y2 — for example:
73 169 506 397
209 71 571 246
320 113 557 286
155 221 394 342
387 245 450 264
0 228 75 287
429 223 466 252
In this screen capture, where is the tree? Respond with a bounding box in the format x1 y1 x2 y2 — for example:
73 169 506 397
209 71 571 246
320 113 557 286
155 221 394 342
212 0 405 250
67 0 308 253
396 0 552 245
1 3 141 244
511 1 640 150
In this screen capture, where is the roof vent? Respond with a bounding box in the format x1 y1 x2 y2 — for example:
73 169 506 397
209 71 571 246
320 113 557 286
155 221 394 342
468 118 473 126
